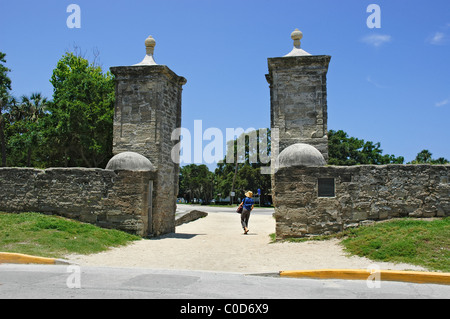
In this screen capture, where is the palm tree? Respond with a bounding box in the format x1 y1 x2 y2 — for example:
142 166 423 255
3 93 48 167
20 93 48 166
414 150 433 164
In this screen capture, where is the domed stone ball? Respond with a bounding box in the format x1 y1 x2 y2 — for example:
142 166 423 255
278 143 326 168
291 28 303 41
106 152 155 171
145 35 156 48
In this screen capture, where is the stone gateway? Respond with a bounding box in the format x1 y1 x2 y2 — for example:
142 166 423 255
0 30 448 239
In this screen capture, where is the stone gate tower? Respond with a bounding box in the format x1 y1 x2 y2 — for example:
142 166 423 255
110 36 186 236
266 29 331 161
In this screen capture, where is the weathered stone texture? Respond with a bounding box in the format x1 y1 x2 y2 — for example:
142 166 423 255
273 165 450 239
110 65 186 163
0 168 155 236
110 65 186 236
266 55 331 161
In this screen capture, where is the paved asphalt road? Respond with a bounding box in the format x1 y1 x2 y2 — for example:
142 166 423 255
0 264 448 300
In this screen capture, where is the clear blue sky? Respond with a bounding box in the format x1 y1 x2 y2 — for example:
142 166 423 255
1 0 449 167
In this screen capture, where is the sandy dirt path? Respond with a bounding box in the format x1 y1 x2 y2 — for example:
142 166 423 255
67 212 426 273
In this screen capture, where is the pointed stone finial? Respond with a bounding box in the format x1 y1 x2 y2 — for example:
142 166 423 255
145 36 156 55
291 29 303 48
134 35 158 66
284 28 311 57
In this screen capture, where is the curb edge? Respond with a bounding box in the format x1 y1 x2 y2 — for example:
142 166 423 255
0 252 71 265
279 269 450 285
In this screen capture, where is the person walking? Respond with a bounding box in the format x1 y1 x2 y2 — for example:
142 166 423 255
239 191 254 234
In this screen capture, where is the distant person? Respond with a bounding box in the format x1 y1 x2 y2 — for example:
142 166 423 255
239 191 254 234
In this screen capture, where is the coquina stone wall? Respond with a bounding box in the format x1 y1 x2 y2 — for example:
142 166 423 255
273 164 450 239
0 167 155 237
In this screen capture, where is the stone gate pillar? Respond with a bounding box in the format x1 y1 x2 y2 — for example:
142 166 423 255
266 29 331 162
110 36 187 236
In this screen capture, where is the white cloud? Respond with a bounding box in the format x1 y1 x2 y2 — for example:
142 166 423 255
366 76 388 89
435 99 449 107
361 34 392 47
428 32 446 45
427 23 450 45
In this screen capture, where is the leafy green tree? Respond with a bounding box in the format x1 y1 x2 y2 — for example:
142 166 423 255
328 130 404 165
413 149 432 163
214 128 272 204
0 52 49 167
408 149 449 164
431 157 449 164
4 93 48 167
179 164 215 203
0 52 12 166
45 52 115 168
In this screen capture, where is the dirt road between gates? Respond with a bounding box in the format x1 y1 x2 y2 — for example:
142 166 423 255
67 211 426 273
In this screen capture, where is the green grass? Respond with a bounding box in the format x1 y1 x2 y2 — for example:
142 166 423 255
341 218 450 272
0 212 140 259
